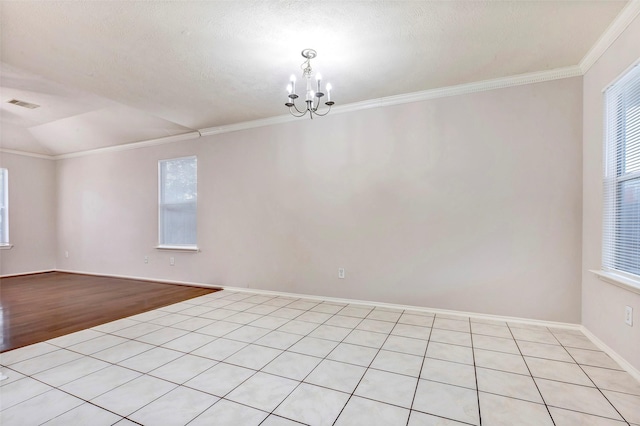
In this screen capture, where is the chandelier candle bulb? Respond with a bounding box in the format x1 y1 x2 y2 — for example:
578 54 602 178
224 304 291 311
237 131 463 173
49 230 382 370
290 75 296 94
316 73 322 93
326 83 332 102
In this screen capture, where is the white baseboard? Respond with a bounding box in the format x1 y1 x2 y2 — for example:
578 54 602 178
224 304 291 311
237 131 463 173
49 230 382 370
55 269 222 290
580 326 640 383
0 269 55 278
218 284 581 331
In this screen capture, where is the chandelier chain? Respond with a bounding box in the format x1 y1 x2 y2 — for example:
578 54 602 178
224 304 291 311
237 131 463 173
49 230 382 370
301 57 313 77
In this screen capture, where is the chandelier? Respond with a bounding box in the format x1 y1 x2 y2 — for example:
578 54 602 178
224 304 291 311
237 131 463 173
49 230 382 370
285 49 334 119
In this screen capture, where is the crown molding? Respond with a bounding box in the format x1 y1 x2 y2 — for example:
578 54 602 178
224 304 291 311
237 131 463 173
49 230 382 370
332 66 583 115
0 148 54 160
198 115 301 137
579 0 640 74
198 65 582 138
53 131 200 160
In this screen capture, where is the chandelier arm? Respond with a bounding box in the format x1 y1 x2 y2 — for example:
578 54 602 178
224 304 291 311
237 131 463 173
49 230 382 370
289 102 308 115
288 106 309 118
311 105 332 117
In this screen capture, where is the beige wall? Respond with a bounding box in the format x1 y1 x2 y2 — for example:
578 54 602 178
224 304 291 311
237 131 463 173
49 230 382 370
0 153 57 275
582 15 640 371
57 76 583 322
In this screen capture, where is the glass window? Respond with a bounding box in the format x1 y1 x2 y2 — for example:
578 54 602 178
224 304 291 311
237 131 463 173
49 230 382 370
603 64 640 278
0 168 7 245
158 156 197 247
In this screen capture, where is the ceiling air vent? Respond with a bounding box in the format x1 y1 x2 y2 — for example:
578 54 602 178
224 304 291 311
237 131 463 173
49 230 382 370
7 99 40 109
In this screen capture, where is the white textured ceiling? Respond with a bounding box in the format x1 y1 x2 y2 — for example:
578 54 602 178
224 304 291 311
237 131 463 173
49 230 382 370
0 1 629 156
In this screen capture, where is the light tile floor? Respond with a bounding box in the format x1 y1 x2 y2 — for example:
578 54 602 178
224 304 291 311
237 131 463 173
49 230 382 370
1 289 639 425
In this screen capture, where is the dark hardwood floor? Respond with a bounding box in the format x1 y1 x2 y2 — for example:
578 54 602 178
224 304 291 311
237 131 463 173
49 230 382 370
0 272 218 352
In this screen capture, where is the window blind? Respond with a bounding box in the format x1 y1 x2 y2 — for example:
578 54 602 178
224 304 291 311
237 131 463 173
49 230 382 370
603 63 640 278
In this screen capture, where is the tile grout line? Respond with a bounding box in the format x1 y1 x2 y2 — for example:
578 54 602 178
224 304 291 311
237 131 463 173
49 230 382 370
329 307 405 426
548 330 632 426
182 293 324 425
507 323 557 426
405 313 434 426
469 316 483 426
5 364 149 425
257 303 365 425
145 291 292 426
406 315 484 425
182 293 372 425
255 301 397 424
277 304 412 423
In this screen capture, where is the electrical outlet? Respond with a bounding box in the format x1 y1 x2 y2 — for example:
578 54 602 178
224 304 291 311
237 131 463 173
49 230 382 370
170 257 175 266
338 268 345 279
144 256 149 264
64 251 69 259
625 306 633 326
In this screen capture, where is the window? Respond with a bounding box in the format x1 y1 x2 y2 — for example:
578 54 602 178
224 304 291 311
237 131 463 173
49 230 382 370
0 168 7 245
603 63 640 279
158 156 197 248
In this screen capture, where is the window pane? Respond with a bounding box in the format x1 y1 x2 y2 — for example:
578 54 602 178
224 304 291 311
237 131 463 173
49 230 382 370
160 203 197 245
623 81 640 175
614 178 640 276
161 157 197 204
0 169 7 244
159 157 197 246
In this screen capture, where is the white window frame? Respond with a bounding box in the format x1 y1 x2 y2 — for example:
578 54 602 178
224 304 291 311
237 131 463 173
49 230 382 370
157 156 198 251
0 168 9 248
601 61 640 291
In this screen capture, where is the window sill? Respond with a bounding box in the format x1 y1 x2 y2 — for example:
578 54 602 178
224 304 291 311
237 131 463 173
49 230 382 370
0 244 13 250
590 270 640 295
155 245 199 252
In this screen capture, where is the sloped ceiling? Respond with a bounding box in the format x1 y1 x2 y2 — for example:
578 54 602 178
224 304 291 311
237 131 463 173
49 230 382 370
0 1 629 156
